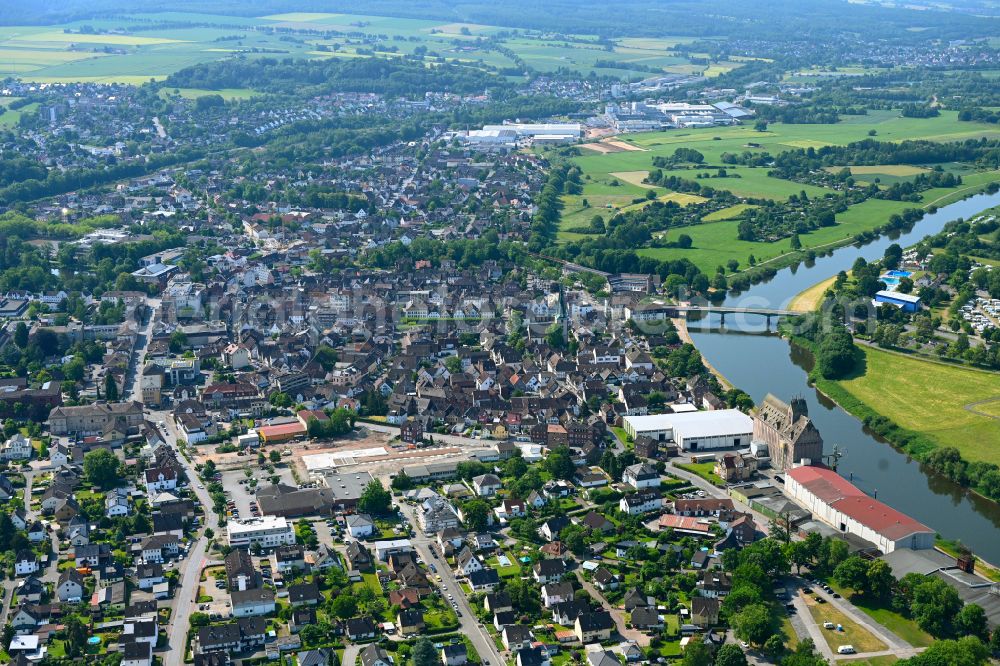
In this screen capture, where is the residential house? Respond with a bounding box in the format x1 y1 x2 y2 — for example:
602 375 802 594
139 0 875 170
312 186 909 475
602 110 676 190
346 616 378 641
592 567 620 591
516 647 550 666
137 563 165 590
144 467 178 493
56 569 85 602
468 568 500 592
630 607 662 632
472 474 502 497
360 644 392 666
442 643 468 666
288 582 323 607
123 640 154 666
502 624 533 651
533 559 566 584
272 544 306 573
347 514 375 539
619 491 663 516
574 611 615 643
15 550 39 576
455 548 483 577
541 582 574 607
622 463 659 489
691 597 720 627
397 609 425 636
697 571 733 599
539 516 570 542
231 588 276 617
346 541 374 571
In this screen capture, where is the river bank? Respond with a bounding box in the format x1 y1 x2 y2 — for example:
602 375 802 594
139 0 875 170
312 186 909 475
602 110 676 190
688 188 1000 561
788 275 838 312
672 317 732 390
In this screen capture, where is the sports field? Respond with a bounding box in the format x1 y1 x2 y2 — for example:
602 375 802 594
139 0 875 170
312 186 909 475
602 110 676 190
0 11 737 82
835 346 1000 465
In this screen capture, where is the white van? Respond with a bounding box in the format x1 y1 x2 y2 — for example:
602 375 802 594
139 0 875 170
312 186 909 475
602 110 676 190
837 646 856 655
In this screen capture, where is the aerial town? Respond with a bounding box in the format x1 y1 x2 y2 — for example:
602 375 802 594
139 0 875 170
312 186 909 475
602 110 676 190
1 2 1000 666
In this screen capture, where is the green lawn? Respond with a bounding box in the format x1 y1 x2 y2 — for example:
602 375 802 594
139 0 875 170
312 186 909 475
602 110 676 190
675 462 724 485
833 346 1000 465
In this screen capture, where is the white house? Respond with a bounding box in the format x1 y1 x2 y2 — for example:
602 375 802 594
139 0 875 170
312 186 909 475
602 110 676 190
49 444 71 467
455 548 483 577
143 467 178 493
1 433 33 461
137 563 165 590
105 491 131 518
15 551 39 576
472 474 502 497
56 570 85 602
622 463 660 489
541 582 574 607
232 588 277 617
619 491 663 516
494 499 527 522
346 514 375 539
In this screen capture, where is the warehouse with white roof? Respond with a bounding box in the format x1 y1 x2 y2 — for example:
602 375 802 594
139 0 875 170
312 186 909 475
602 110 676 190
622 409 754 451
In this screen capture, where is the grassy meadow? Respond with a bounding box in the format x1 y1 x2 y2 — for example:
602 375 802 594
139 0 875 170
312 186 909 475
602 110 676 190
562 111 1000 274
833 346 1000 465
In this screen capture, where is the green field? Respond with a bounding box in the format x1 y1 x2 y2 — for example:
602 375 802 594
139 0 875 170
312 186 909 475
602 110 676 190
834 346 1000 465
0 99 38 127
563 112 1000 274
0 11 736 82
159 87 259 101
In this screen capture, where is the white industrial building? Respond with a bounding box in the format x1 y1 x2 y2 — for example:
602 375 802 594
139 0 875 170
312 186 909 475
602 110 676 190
227 516 296 548
463 128 519 146
622 409 753 451
463 122 582 144
785 465 935 553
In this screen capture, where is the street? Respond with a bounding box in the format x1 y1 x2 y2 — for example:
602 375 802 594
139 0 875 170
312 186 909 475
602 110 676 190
396 501 504 666
122 299 220 666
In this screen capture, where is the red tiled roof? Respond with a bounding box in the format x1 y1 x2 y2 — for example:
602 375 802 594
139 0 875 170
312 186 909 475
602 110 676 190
658 514 711 533
831 495 932 541
786 465 864 503
789 466 931 541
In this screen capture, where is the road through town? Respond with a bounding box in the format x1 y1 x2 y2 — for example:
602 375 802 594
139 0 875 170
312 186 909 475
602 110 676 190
396 501 504 666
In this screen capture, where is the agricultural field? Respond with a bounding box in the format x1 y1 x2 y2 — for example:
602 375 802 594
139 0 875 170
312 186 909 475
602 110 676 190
0 10 736 83
563 111 1000 274
834 346 1000 465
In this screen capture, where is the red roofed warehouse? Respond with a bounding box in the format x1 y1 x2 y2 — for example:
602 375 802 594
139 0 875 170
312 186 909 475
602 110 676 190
786 465 934 553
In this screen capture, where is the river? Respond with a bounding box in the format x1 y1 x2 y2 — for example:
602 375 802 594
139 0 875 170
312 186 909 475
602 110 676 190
686 189 1000 561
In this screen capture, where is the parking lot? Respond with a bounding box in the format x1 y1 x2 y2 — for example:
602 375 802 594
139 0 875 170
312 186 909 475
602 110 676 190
199 566 233 620
218 465 298 521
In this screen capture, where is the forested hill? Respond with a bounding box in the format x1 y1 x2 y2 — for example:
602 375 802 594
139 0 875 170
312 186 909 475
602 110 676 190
165 58 497 97
5 0 999 42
